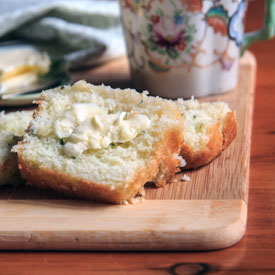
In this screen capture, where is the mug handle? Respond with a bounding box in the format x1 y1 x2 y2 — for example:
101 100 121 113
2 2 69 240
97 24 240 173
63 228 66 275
241 0 275 55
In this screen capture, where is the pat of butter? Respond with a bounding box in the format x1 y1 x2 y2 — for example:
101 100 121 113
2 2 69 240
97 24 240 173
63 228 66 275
0 72 38 93
71 103 103 123
54 103 103 138
54 104 151 157
0 48 50 82
118 114 151 142
0 48 51 93
54 118 75 139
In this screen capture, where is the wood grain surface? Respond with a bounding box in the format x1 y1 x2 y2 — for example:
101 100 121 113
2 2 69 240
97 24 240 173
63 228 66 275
0 0 274 273
0 200 247 251
0 51 255 202
0 52 255 251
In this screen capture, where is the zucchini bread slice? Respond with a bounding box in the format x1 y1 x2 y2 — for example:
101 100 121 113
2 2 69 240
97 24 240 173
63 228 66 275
178 98 237 169
15 80 185 203
0 111 33 185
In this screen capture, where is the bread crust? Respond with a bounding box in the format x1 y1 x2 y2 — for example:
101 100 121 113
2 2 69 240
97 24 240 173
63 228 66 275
180 111 237 170
222 111 237 150
17 125 183 204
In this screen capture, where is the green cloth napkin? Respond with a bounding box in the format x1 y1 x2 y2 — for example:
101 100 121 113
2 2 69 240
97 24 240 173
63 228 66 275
0 0 126 67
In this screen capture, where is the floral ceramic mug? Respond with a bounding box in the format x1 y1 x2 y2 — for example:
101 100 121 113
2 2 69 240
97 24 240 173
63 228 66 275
120 0 275 98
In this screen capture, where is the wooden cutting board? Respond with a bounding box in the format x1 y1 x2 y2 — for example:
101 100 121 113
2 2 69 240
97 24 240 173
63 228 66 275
0 51 256 251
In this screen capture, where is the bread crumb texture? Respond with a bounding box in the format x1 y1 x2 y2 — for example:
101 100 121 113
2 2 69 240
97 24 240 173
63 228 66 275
16 81 185 203
0 111 33 185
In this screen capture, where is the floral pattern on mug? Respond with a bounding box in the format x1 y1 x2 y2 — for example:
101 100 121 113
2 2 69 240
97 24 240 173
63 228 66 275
205 5 229 36
145 8 196 61
219 51 235 70
125 0 141 13
121 0 246 73
182 0 203 13
229 0 247 45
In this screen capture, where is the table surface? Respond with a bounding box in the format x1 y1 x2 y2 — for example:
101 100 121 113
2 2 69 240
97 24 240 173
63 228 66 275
0 1 275 274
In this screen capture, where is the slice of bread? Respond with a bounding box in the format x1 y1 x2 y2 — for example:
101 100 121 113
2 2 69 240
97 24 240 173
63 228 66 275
0 111 33 185
177 98 237 169
15 80 185 204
